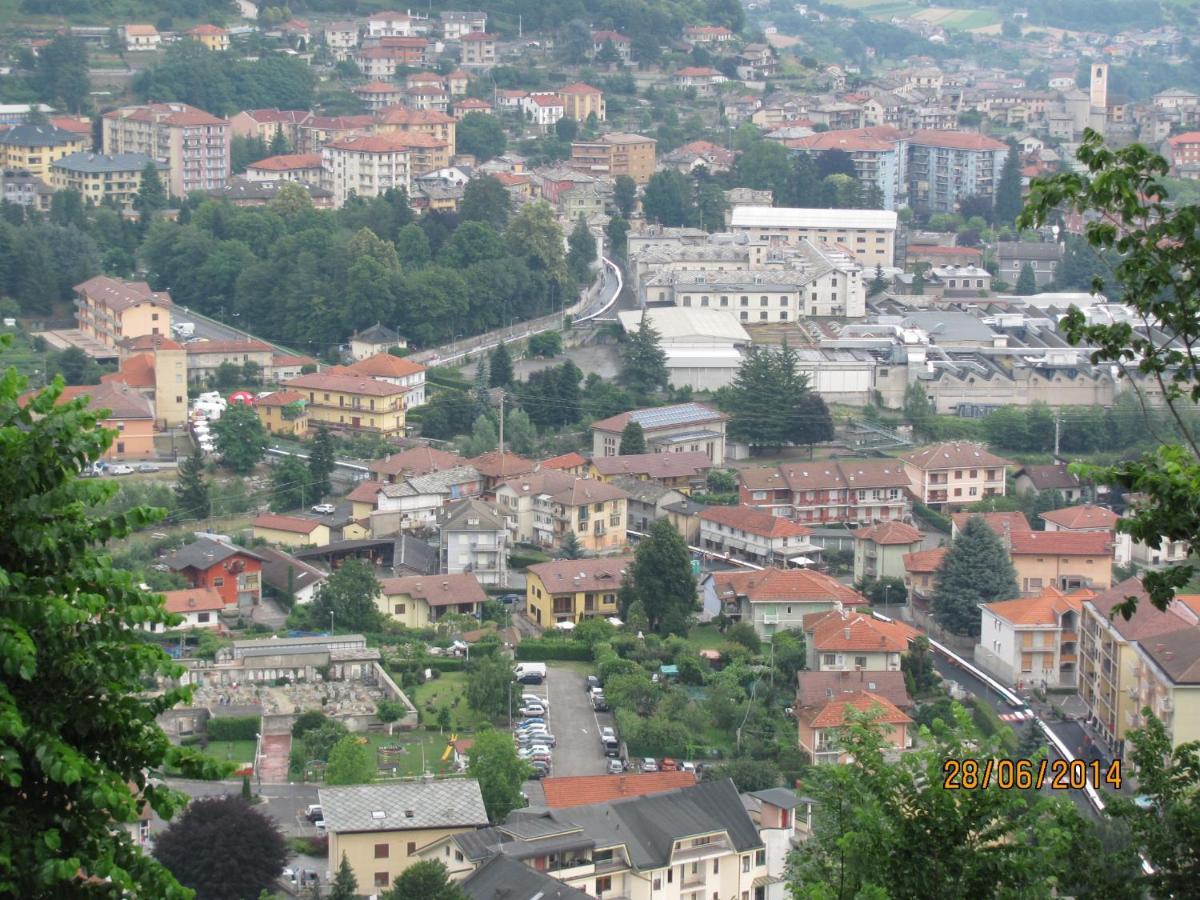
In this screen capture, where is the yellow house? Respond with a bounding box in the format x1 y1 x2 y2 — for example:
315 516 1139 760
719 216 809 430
255 390 309 437
251 513 330 548
377 573 485 627
284 372 407 437
319 781 488 894
49 152 166 210
1009 531 1114 594
1132 622 1200 753
557 83 606 121
525 557 634 627
0 124 88 183
75 276 172 349
532 477 630 554
186 23 230 50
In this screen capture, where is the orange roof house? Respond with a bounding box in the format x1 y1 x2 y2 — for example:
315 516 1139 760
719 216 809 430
1009 530 1114 594
699 504 819 568
1040 504 1120 532
541 772 697 808
710 567 865 637
903 546 947 600
977 586 1091 687
797 690 912 764
803 609 917 671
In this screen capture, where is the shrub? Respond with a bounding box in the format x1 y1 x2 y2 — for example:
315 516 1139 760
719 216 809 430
207 716 261 742
515 639 591 661
913 501 952 534
968 696 1018 754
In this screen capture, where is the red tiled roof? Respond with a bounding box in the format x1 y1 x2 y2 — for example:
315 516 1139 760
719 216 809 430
379 573 486 606
345 353 427 379
950 510 1031 538
592 451 711 480
256 390 306 407
711 568 865 605
908 245 982 257
540 452 588 470
161 586 225 614
354 81 403 94
1088 577 1194 642
1008 531 1113 556
983 585 1086 626
272 354 317 367
739 459 910 493
324 133 419 154
101 353 155 389
374 106 455 126
541 772 696 808
247 153 322 171
455 98 492 109
804 609 918 652
591 30 630 42
460 32 496 41
184 339 273 354
853 520 922 546
252 513 324 534
675 66 722 77
529 95 564 108
903 441 1012 470
369 446 465 477
187 24 227 35
20 381 153 419
788 129 896 153
796 670 910 709
285 372 409 397
1168 132 1200 146
122 333 183 352
467 451 536 479
909 129 1008 151
346 480 385 504
1039 504 1119 531
903 546 947 574
528 557 634 594
799 690 912 729
558 82 602 95
700 504 814 539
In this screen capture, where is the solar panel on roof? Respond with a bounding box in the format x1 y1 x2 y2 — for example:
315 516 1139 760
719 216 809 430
628 403 718 429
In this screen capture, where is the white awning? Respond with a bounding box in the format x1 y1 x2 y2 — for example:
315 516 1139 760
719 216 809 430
554 621 576 631
788 556 815 566
607 617 623 626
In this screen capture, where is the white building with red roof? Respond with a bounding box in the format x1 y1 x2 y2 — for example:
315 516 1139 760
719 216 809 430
803 608 918 672
520 93 564 127
976 586 1091 688
343 352 427 407
321 132 414 205
853 520 923 583
152 587 225 631
798 689 912 764
708 567 865 637
699 504 821 568
102 102 230 195
901 441 1013 510
245 152 323 183
351 80 404 110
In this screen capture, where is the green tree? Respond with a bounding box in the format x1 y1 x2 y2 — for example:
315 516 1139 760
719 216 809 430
467 729 530 823
614 174 637 218
268 127 290 156
212 361 242 393
994 147 1023 225
308 425 335 501
869 264 888 296
457 111 507 162
270 455 310 512
395 222 432 268
703 758 780 792
465 652 512 719
328 853 358 900
792 392 835 450
174 444 211 520
462 414 498 457
311 558 383 633
505 202 569 287
460 175 511 230
325 735 376 785
304 720 350 763
642 170 693 226
619 519 697 635
567 216 597 285
1014 261 1037 295
903 381 933 435
912 269 926 295
488 342 514 387
0 344 220 896
725 621 761 652
50 345 99 385
34 34 90 113
154 797 288 900
558 530 585 559
618 314 668 399
900 635 939 698
606 215 629 257
526 331 562 358
383 859 469 900
212 403 268 474
734 139 792 197
504 407 538 456
619 421 647 455
932 517 1019 636
725 343 817 453
859 575 907 606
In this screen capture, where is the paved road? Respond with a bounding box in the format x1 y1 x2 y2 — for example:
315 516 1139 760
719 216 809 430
162 778 320 837
518 665 613 786
575 257 622 322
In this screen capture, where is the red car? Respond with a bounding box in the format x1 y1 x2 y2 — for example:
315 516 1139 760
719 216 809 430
660 758 679 772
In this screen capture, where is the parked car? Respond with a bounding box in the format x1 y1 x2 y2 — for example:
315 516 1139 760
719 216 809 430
517 672 544 685
585 675 601 693
520 693 548 710
600 726 616 742
109 464 135 475
520 703 546 718
500 594 521 605
607 758 625 775
305 804 323 823
314 819 327 834
136 463 159 473
681 761 697 775
591 692 609 712
518 748 552 760
311 503 336 515
516 719 546 728
660 758 678 772
641 758 658 773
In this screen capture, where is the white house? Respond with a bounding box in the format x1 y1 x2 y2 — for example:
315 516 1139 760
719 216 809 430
344 352 428 408
699 504 822 568
255 545 328 605
152 587 224 631
522 93 565 127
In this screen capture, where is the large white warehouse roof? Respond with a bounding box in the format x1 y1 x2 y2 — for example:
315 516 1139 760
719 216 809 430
730 206 898 231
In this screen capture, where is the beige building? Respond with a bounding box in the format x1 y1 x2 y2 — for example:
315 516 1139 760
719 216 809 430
729 206 897 268
591 402 727 464
570 133 656 184
184 339 274 384
901 442 1012 510
102 102 230 196
975 586 1088 689
186 23 229 50
378 573 485 627
853 520 923 584
557 83 606 122
120 24 161 51
251 513 331 548
1130 624 1200 754
322 133 413 205
459 32 496 67
111 333 189 429
320 780 488 894
373 107 457 154
285 371 408 437
75 276 172 349
804 608 917 672
255 389 309 437
1009 530 1114 594
495 470 628 554
50 152 166 210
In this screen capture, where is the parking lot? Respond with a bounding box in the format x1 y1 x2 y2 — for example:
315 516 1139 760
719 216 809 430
518 665 615 781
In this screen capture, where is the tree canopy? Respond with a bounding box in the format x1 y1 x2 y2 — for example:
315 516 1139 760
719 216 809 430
723 343 831 452
467 728 529 823
325 735 376 785
618 314 668 399
310 559 384 633
211 403 267 474
931 517 1019 636
618 519 697 634
619 421 647 455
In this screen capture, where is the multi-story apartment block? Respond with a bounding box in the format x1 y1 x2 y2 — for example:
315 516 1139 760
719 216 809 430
786 127 907 210
730 206 897 268
373 107 456 153
0 124 88 183
907 130 1008 214
738 459 912 525
1130 624 1200 753
798 688 911 764
699 505 821 568
901 442 1012 510
294 114 376 154
570 133 657 184
75 276 172 349
525 557 633 626
366 10 415 37
591 450 711 494
591 402 727 464
284 371 407 436
102 103 230 196
459 32 496 67
557 83 606 121
1079 578 1197 758
441 10 487 40
495 471 627 553
49 152 165 209
323 21 360 59
322 133 413 205
245 152 324 184
1167 131 1200 178
183 339 273 384
709 567 866 639
354 41 429 78
438 499 508 587
853 520 923 583
1009 530 1114 594
976 586 1088 688
344 352 427 408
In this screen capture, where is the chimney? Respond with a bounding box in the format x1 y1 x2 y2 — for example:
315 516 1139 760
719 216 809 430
844 627 851 641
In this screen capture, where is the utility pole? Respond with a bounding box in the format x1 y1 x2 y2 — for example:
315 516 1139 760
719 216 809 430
1054 410 1061 456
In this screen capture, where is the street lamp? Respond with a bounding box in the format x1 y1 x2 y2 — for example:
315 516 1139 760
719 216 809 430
329 611 334 634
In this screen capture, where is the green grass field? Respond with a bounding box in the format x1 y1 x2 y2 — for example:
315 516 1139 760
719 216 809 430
408 672 478 731
819 0 1000 30
686 624 727 651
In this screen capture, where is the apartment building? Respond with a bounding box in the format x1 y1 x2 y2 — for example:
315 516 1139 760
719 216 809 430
441 11 487 39
1167 131 1200 178
102 103 230 196
459 32 496 67
976 586 1088 688
294 115 377 154
245 152 324 184
0 124 88 182
120 24 160 51
353 81 405 110
709 567 866 638
901 442 1012 510
1078 578 1198 758
320 780 488 893
354 42 429 79
699 505 821 568
729 206 897 268
323 21 360 59
322 133 413 205
49 152 166 209
377 573 485 627
786 127 907 210
570 133 657 184
344 352 427 408
853 520 923 583
1130 625 1200 752
803 608 917 672
369 466 484 534
255 389 309 437
183 339 273 384
591 402 727 464
284 371 407 436
373 107 457 153
438 499 508 587
495 470 627 553
591 450 711 493
738 459 912 525
907 130 1008 214
367 10 415 36
75 276 172 349
229 108 310 145
1009 530 1114 594
525 557 634 626
107 333 188 429
557 83 606 122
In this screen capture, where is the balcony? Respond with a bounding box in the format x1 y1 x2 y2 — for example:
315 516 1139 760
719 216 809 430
672 838 732 864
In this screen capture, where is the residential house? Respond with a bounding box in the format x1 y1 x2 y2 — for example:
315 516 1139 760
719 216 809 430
369 446 464 483
1079 578 1198 757
0 124 89 183
903 546 946 601
570 133 657 184
353 81 405 110
322 133 414 205
933 264 991 296
183 339 273 384
377 573 485 627
186 24 229 50
590 30 631 61
453 98 493 119
853 520 923 583
255 389 309 437
522 93 565 128
0 168 52 210
102 102 230 196
1009 530 1114 594
1014 462 1087 502
373 107 456 153
229 108 310 146
1040 504 1119 533
467 451 536 496
976 586 1089 688
162 537 264 610
319 780 488 893
591 450 711 493
284 372 408 437
699 505 821 568
146 587 225 632
557 83 606 122
120 24 160 51
252 513 331 549
736 43 777 81
684 25 735 42
459 32 496 67
323 21 360 59
995 241 1064 288
591 402 726 463
803 608 916 671
901 442 1012 510
245 153 325 183
612 478 689 535
660 496 709 545
797 690 912 764
445 69 470 96
738 459 912 525
709 568 866 638
438 499 509 587
367 10 415 37
949 510 1031 541
1129 625 1200 753
528 477 629 554
294 114 376 154
525 557 633 626
796 669 910 713
19 381 156 460
540 773 699 808
540 452 592 477
254 544 327 605
49 152 165 209
660 140 736 174
344 352 427 408
351 323 407 360
671 66 726 96
74 276 172 350
441 11 488 40
1123 493 1190 569
203 177 334 209
346 480 387 520
371 465 483 534
355 42 430 79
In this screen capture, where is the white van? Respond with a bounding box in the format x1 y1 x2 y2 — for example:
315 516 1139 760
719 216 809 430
514 662 547 681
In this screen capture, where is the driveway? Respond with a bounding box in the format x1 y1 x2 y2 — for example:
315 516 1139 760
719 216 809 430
519 664 613 784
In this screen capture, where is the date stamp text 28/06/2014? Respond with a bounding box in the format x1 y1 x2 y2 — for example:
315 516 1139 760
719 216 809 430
942 758 1122 791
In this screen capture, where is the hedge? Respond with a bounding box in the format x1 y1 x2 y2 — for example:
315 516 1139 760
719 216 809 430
207 716 261 742
515 639 592 661
967 697 1018 754
913 501 952 534
425 657 466 672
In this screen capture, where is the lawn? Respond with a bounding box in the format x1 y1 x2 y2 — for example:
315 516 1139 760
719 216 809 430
408 672 477 730
368 731 461 779
163 739 257 776
686 624 727 651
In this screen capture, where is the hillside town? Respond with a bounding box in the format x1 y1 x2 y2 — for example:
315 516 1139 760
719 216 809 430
4 0 1200 897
